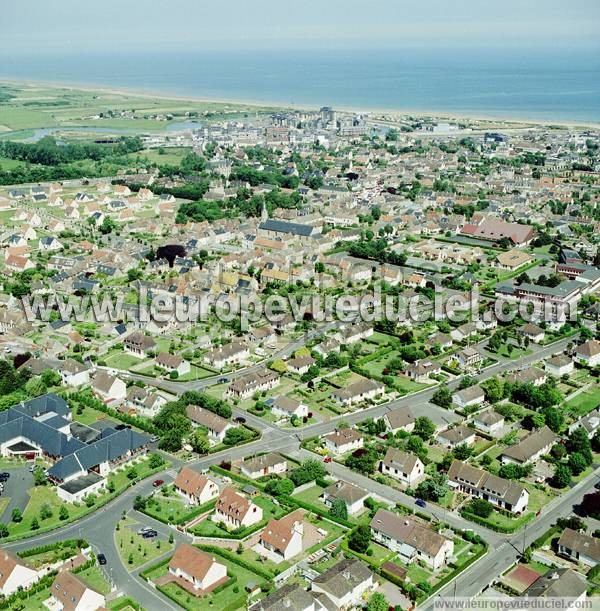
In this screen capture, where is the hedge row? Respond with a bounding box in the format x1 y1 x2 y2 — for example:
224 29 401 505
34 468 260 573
278 494 353 528
0 571 57 609
195 544 273 581
140 556 170 580
209 465 266 490
18 538 87 558
460 510 534 534
141 498 217 526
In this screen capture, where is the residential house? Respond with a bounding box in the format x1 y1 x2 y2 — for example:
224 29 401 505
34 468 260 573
501 426 557 465
568 408 600 440
125 387 166 418
0 549 39 596
405 359 441 383
224 369 280 401
452 385 485 409
168 544 228 593
447 460 529 514
174 467 219 505
383 407 415 434
506 366 547 387
186 405 233 444
557 528 600 567
473 409 505 435
523 568 587 604
379 448 424 486
545 355 574 377
370 509 454 571
155 352 191 377
213 487 263 529
518 322 545 344
323 428 364 456
204 341 249 369
574 339 600 367
311 558 374 610
269 396 308 420
91 371 126 404
331 379 385 407
256 509 304 563
453 347 483 370
321 480 368 515
240 453 287 479
286 356 316 376
46 571 106 611
436 425 476 448
57 359 90 388
123 332 156 357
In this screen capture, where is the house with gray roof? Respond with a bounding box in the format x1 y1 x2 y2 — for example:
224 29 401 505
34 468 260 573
311 558 374 610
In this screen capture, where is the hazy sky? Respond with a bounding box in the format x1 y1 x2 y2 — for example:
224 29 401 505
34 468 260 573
2 0 599 52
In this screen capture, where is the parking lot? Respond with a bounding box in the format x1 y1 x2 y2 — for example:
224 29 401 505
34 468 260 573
0 464 35 523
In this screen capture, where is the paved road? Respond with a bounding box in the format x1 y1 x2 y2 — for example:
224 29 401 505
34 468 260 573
4 333 583 609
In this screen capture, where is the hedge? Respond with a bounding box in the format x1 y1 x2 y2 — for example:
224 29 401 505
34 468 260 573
190 515 270 540
428 542 488 598
0 571 58 609
460 509 534 534
278 495 353 528
140 556 171 580
18 538 87 558
210 465 266 490
141 497 217 526
195 544 273 581
109 597 144 611
531 525 561 550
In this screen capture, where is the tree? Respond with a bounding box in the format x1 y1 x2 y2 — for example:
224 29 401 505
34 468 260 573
133 495 147 511
468 498 494 518
346 448 379 475
541 407 564 433
453 444 473 460
329 498 348 521
223 427 251 446
348 523 371 553
269 359 288 374
367 592 388 611
568 427 593 465
127 467 138 480
552 463 572 489
265 478 295 497
39 503 53 520
290 459 326 486
59 505 69 521
432 385 452 408
481 377 504 403
415 471 448 502
581 491 600 519
148 453 164 469
189 430 210 455
11 507 22 523
0 523 8 537
158 428 184 452
413 417 436 441
30 517 39 530
568 452 588 476
33 466 47 486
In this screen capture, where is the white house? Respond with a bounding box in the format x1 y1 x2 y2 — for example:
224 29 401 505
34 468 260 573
574 339 600 367
311 558 374 610
331 378 384 408
269 395 308 420
58 359 90 388
452 385 485 410
557 528 600 568
0 549 39 596
240 453 287 479
379 448 424 486
323 428 364 456
213 487 263 529
186 405 233 445
545 355 574 377
472 409 505 435
168 544 228 593
321 480 368 515
436 425 476 448
256 509 304 563
173 467 219 505
91 371 126 404
46 571 105 611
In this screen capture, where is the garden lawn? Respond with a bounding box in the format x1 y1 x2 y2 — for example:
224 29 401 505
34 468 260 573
563 387 599 417
77 565 112 595
104 350 144 370
115 518 174 570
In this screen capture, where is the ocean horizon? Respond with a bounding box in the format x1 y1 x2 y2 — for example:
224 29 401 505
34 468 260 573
1 47 600 123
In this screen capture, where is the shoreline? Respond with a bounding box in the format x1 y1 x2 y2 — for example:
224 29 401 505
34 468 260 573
1 76 600 129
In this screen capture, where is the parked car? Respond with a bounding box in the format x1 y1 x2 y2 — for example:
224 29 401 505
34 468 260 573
233 416 246 424
97 553 107 565
153 479 164 487
218 377 228 384
0 473 10 481
149 435 159 443
415 498 427 508
323 456 332 463
142 530 158 539
137 526 152 535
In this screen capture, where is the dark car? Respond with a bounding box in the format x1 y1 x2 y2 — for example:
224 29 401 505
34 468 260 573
97 553 107 565
218 377 228 384
233 416 246 424
0 473 9 481
142 530 158 539
153 479 164 487
415 498 427 508
115 424 131 430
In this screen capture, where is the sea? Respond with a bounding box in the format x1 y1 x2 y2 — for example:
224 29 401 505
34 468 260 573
2 47 600 123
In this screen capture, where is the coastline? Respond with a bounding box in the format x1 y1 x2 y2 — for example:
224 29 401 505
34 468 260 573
1 76 600 130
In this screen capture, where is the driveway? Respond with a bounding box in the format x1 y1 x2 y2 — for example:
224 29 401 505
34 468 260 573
0 464 34 523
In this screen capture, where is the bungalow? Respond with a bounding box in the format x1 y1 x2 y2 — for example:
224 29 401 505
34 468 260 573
225 369 280 401
123 332 156 357
557 528 600 567
249 325 276 345
545 355 574 377
501 426 557 465
518 323 545 344
125 387 166 418
426 332 453 352
331 378 385 408
321 480 368 515
379 448 424 486
240 453 287 480
91 370 126 404
47 571 105 611
447 460 529 514
155 352 191 377
5 254 35 272
495 248 533 271
286 355 316 375
383 407 415 434
523 568 587 603
506 366 547 387
405 359 441 383
251 583 316 611
473 409 505 435
323 428 364 456
269 395 308 420
213 487 263 529
436 425 476 448
450 322 477 342
174 467 219 505
57 359 90 387
568 408 600 440
574 339 600 367
370 509 454 571
311 558 374 610
452 385 485 409
186 405 233 444
204 341 249 369
338 322 373 345
38 236 63 252
0 549 39 595
256 509 304 563
168 544 227 594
